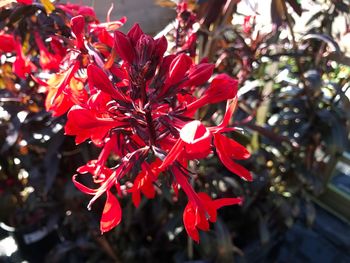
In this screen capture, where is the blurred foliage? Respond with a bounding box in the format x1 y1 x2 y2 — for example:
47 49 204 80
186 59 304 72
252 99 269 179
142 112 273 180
0 0 349 262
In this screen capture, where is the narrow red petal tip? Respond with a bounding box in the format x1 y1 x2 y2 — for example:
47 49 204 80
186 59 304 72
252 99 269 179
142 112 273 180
184 63 214 87
214 133 252 181
100 191 122 233
71 15 85 37
127 23 143 44
114 31 135 63
167 53 192 86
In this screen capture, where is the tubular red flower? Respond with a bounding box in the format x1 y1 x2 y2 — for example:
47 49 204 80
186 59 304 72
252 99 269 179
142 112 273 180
57 3 97 18
187 74 238 112
182 63 214 87
159 120 212 170
0 33 15 53
214 133 252 181
166 53 193 86
127 23 143 46
180 120 212 159
203 73 238 103
16 0 32 4
154 36 168 59
183 192 242 242
129 159 161 207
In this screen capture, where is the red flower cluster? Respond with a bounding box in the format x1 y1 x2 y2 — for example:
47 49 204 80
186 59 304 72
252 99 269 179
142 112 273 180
174 2 198 56
40 14 251 241
1 1 123 81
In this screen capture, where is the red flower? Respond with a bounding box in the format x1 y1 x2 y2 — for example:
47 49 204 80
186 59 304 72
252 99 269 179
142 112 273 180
0 33 15 53
57 3 97 19
73 164 126 233
129 159 161 207
100 190 122 233
12 40 36 79
159 120 212 171
71 15 86 50
175 2 198 57
186 73 238 113
214 133 252 181
44 61 82 116
243 15 255 34
159 116 252 181
16 0 32 4
65 104 127 146
114 24 167 79
87 64 127 101
34 32 62 71
183 192 242 242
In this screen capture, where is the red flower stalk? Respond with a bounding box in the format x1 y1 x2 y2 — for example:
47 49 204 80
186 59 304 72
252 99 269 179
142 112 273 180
45 21 251 240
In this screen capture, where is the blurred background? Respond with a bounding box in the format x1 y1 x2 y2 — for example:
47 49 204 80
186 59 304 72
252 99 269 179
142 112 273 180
0 0 350 262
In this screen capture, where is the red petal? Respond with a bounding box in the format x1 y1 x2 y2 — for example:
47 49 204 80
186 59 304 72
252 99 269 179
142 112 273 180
172 167 205 213
100 191 122 233
154 36 168 58
220 97 238 128
214 133 252 181
203 74 238 104
197 192 217 222
71 15 85 48
183 203 200 243
16 0 32 4
87 64 125 101
87 165 124 210
166 53 192 86
127 23 143 45
183 63 214 87
72 174 97 195
180 121 212 159
66 106 117 130
196 212 210 231
52 61 80 102
65 106 124 145
114 31 135 63
214 133 250 160
71 15 85 35
132 190 141 207
158 139 184 171
0 33 15 53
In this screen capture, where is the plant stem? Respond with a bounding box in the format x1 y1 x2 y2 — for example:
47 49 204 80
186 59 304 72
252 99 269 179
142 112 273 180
281 0 307 88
